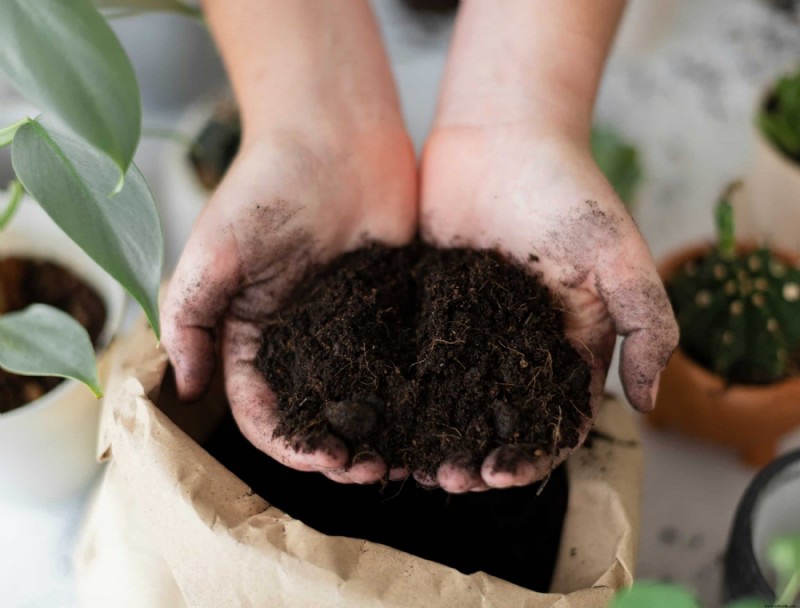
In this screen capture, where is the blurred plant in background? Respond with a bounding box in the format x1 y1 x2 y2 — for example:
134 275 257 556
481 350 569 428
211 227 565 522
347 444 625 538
590 125 643 209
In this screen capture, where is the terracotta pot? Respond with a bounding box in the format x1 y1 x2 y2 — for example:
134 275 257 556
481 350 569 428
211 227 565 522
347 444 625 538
649 243 800 467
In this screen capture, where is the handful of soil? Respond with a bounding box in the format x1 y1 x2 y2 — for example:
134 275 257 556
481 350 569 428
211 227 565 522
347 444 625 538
257 243 591 477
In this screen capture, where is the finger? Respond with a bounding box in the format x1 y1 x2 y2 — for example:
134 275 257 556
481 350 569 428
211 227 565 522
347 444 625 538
348 452 388 484
595 241 679 412
481 446 546 488
161 204 242 402
436 454 484 494
223 318 349 472
320 469 357 484
389 467 409 481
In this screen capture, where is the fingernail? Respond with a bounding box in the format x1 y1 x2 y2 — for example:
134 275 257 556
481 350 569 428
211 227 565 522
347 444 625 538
649 372 662 409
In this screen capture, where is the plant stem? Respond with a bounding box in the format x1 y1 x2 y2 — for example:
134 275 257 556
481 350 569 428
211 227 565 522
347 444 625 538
716 181 741 259
0 117 30 148
778 571 800 605
0 181 24 231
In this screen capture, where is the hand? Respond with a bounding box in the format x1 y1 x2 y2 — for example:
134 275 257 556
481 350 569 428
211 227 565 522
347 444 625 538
162 122 417 484
420 124 678 492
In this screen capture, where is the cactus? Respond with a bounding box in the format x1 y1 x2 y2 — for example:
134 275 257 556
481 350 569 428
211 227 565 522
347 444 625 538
667 183 800 385
759 68 800 163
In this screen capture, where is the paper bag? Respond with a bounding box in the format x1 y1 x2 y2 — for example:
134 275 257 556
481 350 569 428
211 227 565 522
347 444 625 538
75 318 642 608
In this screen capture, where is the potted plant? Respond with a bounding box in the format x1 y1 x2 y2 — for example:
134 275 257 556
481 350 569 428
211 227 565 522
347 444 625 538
741 67 800 252
0 195 126 502
649 183 800 466
612 453 800 607
611 531 799 607
0 0 168 500
725 449 800 604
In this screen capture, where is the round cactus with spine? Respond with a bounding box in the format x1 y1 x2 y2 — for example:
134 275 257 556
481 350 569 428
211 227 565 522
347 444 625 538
668 183 800 385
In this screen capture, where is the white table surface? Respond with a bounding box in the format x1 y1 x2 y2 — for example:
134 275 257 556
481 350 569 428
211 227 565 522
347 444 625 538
2 1 800 606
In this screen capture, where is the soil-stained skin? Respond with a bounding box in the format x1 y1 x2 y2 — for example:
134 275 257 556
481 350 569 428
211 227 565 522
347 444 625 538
530 199 678 413
257 242 593 477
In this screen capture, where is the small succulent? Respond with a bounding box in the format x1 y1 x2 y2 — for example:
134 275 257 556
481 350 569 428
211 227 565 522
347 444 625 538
759 68 800 163
668 183 800 385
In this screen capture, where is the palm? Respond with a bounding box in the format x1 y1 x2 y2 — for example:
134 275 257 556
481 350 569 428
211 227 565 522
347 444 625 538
421 125 677 489
163 127 417 484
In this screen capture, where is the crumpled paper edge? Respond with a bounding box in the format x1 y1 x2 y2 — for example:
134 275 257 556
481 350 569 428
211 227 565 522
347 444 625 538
78 317 641 608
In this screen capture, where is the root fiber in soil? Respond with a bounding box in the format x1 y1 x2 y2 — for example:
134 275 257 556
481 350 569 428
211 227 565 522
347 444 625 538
257 243 592 477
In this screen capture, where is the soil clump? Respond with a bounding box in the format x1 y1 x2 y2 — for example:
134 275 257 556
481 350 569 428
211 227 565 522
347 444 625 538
257 243 592 477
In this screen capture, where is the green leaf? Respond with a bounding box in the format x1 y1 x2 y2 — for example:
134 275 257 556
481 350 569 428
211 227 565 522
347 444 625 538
769 534 800 605
0 117 29 148
12 119 163 336
591 126 643 209
0 0 141 173
0 304 102 397
610 582 701 608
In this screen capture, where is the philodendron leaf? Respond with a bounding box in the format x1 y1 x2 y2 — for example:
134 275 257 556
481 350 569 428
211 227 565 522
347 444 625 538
0 304 102 398
12 119 163 337
0 0 141 173
610 582 701 608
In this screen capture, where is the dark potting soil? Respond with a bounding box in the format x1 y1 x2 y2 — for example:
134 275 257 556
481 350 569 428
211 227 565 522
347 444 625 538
0 257 106 413
257 243 592 477
203 415 569 593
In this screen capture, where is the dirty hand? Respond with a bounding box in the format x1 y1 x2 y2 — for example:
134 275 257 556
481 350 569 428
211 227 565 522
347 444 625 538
161 126 416 484
420 125 679 492
162 0 417 484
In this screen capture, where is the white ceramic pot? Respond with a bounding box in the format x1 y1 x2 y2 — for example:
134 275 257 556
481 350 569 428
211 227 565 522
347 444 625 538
0 200 126 503
158 94 229 270
739 122 800 252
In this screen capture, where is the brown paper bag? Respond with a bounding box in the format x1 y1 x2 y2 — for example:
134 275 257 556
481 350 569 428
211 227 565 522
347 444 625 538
75 318 642 608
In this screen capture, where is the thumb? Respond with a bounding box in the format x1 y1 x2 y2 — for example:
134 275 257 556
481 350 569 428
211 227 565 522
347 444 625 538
597 239 679 412
161 207 242 402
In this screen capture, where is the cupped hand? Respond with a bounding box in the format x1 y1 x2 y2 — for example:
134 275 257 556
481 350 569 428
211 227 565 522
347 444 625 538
420 124 679 492
162 123 417 484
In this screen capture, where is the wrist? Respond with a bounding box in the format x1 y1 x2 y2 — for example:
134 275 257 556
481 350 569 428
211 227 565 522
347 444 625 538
433 0 624 140
433 92 592 144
